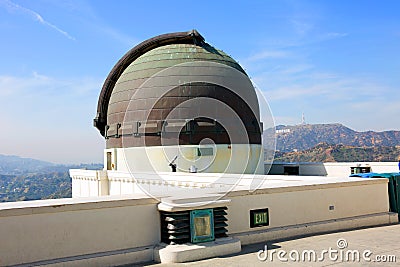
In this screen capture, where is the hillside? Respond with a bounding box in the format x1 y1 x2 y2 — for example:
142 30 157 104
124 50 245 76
0 172 72 202
0 154 102 202
0 154 55 175
267 123 400 152
274 142 400 162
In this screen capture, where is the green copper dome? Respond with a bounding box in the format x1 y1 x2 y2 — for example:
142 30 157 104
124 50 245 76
116 43 245 84
108 43 247 116
95 30 261 149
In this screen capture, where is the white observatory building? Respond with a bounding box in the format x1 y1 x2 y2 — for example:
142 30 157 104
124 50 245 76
94 29 264 175
0 30 396 266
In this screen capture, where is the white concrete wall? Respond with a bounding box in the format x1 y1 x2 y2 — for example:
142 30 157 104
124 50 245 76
1 175 392 266
70 170 108 197
0 196 159 266
300 163 328 176
109 144 263 174
267 162 328 176
268 162 399 177
324 162 399 177
225 179 389 234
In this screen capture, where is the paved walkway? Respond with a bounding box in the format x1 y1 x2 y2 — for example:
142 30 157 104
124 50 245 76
144 224 400 266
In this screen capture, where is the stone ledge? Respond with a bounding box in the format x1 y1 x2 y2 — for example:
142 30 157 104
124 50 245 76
158 194 230 211
13 246 153 267
154 237 241 263
0 194 158 217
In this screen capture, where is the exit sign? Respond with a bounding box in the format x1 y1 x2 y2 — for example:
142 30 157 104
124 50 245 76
250 208 269 228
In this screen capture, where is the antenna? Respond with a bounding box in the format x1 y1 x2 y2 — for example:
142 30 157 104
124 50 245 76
169 155 178 172
302 112 306 125
170 155 178 164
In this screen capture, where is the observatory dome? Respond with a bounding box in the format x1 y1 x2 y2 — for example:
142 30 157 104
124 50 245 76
94 30 263 174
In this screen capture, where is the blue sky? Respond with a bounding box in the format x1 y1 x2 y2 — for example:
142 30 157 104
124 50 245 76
0 0 399 163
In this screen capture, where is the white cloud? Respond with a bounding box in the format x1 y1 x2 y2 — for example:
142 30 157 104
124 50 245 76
317 32 348 42
280 64 314 74
291 19 314 35
49 0 137 47
247 50 289 61
0 73 101 123
0 72 50 97
254 64 398 132
324 32 348 39
0 0 75 40
0 72 101 97
262 75 386 102
319 97 400 132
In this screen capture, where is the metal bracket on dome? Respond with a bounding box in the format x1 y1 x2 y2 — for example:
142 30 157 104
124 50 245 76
133 121 141 137
104 118 234 140
104 125 110 139
105 123 121 138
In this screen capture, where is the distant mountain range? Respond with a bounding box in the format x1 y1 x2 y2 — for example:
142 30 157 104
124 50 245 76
274 142 400 162
0 154 55 175
265 123 400 152
0 154 102 176
0 154 102 202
